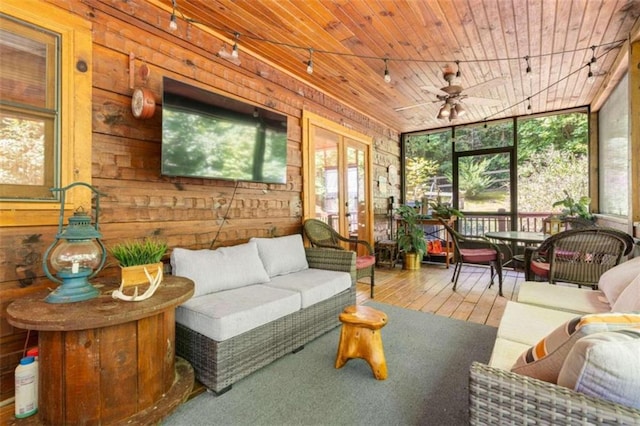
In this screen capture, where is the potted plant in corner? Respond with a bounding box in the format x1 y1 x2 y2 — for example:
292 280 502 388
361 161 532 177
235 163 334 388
109 238 168 301
395 205 427 270
428 191 464 219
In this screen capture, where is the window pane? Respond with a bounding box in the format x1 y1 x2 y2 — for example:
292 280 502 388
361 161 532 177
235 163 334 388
458 153 511 213
599 73 629 216
454 120 513 151
0 15 58 200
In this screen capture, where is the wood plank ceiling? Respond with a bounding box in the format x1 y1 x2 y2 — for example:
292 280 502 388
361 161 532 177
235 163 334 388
159 0 640 133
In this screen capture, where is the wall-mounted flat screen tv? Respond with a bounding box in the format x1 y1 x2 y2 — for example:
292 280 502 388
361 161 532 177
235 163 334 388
161 77 288 184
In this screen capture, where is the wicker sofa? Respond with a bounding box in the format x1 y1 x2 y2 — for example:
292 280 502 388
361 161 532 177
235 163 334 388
469 257 640 424
170 234 356 395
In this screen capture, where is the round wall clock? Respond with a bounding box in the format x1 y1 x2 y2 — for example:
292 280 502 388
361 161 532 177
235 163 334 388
131 87 156 119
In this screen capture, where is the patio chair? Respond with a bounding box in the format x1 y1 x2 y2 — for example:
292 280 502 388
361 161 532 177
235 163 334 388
439 218 504 297
523 227 635 289
303 218 376 298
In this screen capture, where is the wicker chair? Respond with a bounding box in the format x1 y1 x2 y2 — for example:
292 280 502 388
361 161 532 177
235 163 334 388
524 227 635 289
439 218 504 297
303 218 376 297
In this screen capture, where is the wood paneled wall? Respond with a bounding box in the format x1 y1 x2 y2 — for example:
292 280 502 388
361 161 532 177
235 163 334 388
0 0 400 403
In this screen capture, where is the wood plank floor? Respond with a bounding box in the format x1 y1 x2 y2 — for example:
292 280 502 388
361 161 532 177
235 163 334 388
356 261 525 328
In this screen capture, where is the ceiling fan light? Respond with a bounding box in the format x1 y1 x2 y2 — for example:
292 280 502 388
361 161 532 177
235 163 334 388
455 103 466 117
437 105 450 119
449 105 458 120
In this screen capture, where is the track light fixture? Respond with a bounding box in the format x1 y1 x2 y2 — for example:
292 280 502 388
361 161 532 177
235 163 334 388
384 59 391 83
231 33 240 59
306 48 314 74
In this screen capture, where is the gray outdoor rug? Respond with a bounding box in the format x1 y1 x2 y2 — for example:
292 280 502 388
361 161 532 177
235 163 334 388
163 301 497 426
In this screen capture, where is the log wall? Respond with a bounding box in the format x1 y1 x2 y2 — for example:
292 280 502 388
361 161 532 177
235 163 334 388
0 0 401 405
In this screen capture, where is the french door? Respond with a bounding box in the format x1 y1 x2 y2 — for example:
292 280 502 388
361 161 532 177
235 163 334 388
302 111 373 253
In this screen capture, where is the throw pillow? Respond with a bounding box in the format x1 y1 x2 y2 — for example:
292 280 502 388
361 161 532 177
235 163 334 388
597 256 640 305
250 234 309 277
171 241 270 298
611 272 640 312
557 327 640 409
511 312 640 383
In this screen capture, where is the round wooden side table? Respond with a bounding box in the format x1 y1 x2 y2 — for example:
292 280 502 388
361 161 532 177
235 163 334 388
6 275 194 425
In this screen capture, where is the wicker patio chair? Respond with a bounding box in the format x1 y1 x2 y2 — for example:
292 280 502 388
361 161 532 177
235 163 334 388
524 227 635 288
303 218 376 298
439 218 504 297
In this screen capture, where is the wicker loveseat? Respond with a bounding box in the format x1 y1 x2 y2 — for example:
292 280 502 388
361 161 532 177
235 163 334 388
470 256 640 424
170 234 356 395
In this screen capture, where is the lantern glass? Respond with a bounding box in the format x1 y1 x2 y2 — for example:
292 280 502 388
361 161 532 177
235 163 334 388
50 239 102 273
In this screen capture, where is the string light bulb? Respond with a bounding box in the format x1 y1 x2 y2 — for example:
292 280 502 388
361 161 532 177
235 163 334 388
169 0 178 31
527 97 532 114
383 59 391 83
231 33 240 59
590 45 597 71
524 56 532 77
455 60 461 78
306 48 314 74
587 63 595 84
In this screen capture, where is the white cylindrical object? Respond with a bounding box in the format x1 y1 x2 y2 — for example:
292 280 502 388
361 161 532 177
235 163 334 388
14 356 38 419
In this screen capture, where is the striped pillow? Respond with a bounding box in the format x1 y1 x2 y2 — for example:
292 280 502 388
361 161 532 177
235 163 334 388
511 313 640 383
557 327 640 408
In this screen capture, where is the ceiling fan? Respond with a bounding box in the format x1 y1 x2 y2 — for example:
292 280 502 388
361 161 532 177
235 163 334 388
395 65 505 121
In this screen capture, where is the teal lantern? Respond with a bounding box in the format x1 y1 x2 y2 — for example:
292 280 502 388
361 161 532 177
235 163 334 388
42 182 107 303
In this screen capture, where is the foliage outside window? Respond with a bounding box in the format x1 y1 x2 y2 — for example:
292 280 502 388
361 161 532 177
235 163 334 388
0 1 92 226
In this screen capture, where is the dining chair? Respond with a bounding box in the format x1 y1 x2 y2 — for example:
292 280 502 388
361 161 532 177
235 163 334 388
524 227 635 289
302 218 377 298
439 218 504 297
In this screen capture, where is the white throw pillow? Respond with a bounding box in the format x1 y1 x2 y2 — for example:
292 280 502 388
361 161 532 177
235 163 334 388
250 234 309 277
171 242 270 297
611 272 640 312
557 328 640 409
597 257 640 305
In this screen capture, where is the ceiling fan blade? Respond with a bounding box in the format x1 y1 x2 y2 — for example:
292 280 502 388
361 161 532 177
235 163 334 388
394 101 437 112
419 85 448 96
462 76 507 95
462 96 503 106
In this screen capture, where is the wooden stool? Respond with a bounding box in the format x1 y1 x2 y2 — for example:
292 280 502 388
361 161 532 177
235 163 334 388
335 305 388 380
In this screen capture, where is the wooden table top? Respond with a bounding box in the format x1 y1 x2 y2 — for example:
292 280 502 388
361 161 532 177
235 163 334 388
6 275 194 331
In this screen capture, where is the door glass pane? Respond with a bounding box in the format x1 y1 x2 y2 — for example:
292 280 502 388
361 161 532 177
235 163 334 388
346 141 367 245
313 127 340 230
458 153 511 213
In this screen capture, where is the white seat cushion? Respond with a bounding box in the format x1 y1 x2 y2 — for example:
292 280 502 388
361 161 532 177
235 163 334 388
266 268 351 308
497 301 577 345
489 337 531 371
175 284 301 341
517 281 610 314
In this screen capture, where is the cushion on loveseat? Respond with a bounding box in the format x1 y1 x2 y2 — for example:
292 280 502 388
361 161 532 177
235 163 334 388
597 256 640 305
266 268 351 308
251 235 309 277
171 242 270 298
175 284 301 341
517 282 611 314
511 312 640 383
557 327 640 409
611 272 640 312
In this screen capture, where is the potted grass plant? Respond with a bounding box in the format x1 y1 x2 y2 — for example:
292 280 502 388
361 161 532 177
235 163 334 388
110 238 168 288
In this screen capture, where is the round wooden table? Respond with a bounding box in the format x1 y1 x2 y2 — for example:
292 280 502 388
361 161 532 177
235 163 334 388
6 275 194 425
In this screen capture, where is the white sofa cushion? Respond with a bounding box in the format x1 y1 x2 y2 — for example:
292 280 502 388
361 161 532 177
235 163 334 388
171 242 270 298
497 301 577 346
251 235 309 277
611 272 640 312
558 328 640 409
488 337 531 371
597 256 640 305
175 284 301 341
517 281 610 314
266 268 351 308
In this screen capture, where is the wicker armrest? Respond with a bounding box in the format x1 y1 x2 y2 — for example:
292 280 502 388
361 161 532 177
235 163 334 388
305 247 357 285
469 362 640 425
